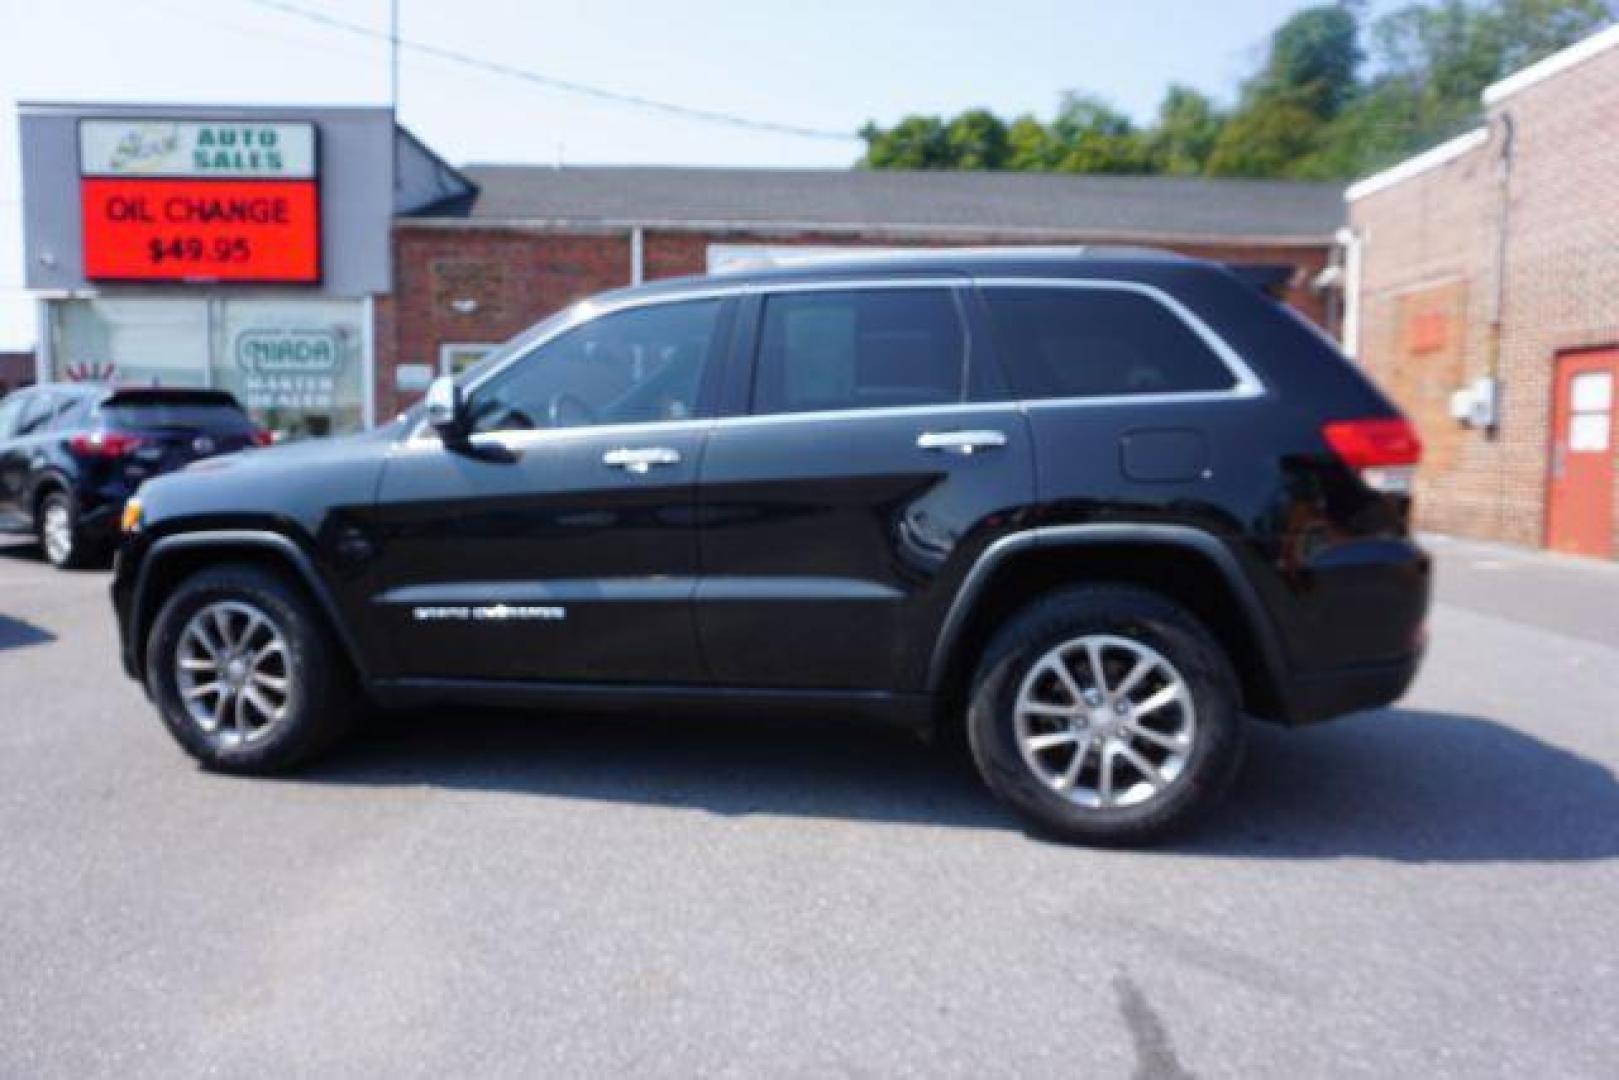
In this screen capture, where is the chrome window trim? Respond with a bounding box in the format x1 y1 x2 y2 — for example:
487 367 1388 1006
401 416 716 454
972 276 1266 402
401 400 1026 453
404 272 1264 444
710 399 1022 431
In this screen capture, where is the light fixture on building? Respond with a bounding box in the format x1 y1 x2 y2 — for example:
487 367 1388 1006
450 297 479 315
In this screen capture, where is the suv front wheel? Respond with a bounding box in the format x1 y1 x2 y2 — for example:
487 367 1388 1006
146 564 355 774
967 585 1244 845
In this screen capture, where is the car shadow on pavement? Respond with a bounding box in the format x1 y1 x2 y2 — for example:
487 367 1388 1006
0 613 55 652
1180 709 1619 864
313 708 1010 830
303 706 1619 863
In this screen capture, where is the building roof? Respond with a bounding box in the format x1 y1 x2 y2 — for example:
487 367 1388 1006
454 166 1346 243
1345 127 1489 203
1484 22 1619 105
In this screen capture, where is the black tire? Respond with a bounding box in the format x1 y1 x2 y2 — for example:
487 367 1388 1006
145 563 356 774
967 585 1244 846
37 490 96 570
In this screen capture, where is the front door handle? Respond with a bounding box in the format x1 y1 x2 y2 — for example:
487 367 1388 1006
917 429 1008 456
603 446 682 474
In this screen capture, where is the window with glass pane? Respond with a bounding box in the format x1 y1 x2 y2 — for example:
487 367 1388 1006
468 300 722 434
51 300 210 388
211 299 367 440
0 394 26 440
753 289 967 415
14 392 60 437
984 288 1237 400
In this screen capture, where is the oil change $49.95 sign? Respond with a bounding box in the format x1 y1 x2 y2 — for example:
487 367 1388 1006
77 119 320 283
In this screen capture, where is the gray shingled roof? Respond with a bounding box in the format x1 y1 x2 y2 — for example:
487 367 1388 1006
458 166 1345 241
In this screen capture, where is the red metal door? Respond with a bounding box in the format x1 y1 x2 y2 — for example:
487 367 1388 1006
1546 350 1618 557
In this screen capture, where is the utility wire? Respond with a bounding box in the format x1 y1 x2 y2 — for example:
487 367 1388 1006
235 0 859 142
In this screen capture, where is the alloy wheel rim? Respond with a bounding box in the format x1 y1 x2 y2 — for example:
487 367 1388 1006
175 601 293 747
41 503 72 564
1013 634 1196 809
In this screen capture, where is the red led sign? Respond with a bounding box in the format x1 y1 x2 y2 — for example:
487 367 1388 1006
80 177 320 283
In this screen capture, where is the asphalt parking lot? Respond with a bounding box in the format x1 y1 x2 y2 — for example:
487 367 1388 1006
2 534 1616 1078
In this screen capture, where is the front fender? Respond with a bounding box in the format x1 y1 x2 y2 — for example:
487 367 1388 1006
116 528 371 686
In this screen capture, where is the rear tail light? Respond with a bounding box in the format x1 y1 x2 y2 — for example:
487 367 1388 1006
1322 417 1423 494
68 431 147 459
251 428 275 448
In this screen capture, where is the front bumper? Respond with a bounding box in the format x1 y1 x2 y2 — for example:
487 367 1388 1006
110 536 147 683
1279 648 1425 725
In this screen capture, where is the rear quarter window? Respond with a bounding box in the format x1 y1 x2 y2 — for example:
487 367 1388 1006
983 286 1238 400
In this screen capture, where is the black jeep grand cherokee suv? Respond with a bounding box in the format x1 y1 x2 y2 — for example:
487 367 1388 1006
112 251 1429 844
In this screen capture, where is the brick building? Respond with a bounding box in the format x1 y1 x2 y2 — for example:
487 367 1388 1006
0 350 34 396
1347 25 1619 559
377 168 1346 418
16 102 1346 441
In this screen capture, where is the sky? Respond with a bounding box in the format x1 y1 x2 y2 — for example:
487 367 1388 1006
0 0 1376 349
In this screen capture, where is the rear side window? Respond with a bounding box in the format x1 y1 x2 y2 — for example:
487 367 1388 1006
103 402 253 431
47 395 91 431
983 287 1237 400
753 288 967 415
13 392 58 437
0 393 31 440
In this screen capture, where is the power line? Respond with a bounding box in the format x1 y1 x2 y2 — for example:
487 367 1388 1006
235 0 858 143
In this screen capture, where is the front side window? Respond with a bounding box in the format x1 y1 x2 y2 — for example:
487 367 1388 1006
984 287 1238 400
468 300 722 434
753 288 968 415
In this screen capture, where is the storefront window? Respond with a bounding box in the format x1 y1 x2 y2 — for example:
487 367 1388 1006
211 300 366 440
50 299 210 387
49 297 367 439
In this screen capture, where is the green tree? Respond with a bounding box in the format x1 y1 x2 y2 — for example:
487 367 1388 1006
858 116 949 169
1326 0 1615 173
1206 3 1364 176
1006 115 1057 170
1148 85 1227 175
857 0 1618 180
944 109 1011 169
1260 1 1366 118
1045 93 1152 174
1205 91 1327 177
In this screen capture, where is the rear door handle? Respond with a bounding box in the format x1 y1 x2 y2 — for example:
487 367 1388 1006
602 446 682 474
917 429 1008 456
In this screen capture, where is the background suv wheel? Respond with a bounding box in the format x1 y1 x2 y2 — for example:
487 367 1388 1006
967 585 1244 845
37 491 90 570
145 564 356 774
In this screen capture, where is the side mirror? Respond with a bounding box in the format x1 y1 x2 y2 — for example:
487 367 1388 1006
424 376 468 445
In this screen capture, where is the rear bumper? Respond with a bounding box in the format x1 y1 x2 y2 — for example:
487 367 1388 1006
1279 648 1425 725
77 499 125 546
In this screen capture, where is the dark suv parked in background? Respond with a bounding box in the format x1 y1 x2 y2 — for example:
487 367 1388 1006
112 250 1429 844
0 384 267 568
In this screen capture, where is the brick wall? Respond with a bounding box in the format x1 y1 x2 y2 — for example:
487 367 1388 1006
379 223 1331 418
1351 40 1619 557
0 351 34 395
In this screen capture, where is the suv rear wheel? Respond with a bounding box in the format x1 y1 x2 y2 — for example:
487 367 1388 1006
146 564 355 773
37 491 90 570
967 585 1244 845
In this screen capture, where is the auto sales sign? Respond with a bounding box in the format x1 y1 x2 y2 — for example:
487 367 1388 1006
78 119 319 283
